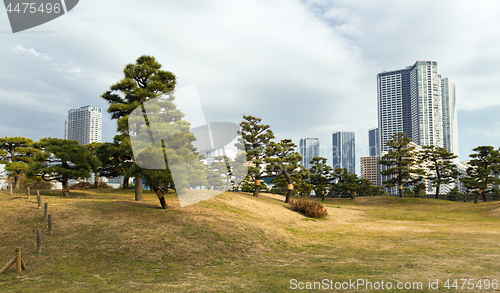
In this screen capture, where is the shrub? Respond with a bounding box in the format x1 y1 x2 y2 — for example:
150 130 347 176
290 197 328 218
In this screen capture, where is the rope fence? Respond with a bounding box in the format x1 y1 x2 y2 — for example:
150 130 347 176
1 193 53 274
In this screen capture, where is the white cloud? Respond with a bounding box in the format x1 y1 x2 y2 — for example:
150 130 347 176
467 122 500 138
12 45 51 61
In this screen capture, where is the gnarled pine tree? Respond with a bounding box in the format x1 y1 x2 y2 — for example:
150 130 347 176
101 55 176 201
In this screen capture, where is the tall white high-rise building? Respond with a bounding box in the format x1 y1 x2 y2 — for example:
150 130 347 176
64 120 68 140
0 164 7 189
299 138 319 170
411 61 444 148
65 106 102 145
441 77 459 163
377 61 457 158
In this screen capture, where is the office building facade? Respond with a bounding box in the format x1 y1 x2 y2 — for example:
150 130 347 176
299 138 320 170
332 131 355 174
65 106 102 145
360 156 382 186
377 65 413 153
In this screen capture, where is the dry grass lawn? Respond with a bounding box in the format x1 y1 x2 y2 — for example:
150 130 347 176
1 189 500 292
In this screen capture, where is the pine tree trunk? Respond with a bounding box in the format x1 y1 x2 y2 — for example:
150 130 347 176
153 188 171 209
321 190 325 201
253 185 261 197
253 177 261 197
474 194 478 204
398 185 404 198
135 176 143 201
123 176 129 188
435 185 440 199
14 176 21 190
285 189 293 203
62 181 70 197
94 173 99 189
284 172 293 203
482 191 487 202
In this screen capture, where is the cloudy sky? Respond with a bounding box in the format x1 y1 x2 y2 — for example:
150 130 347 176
1 0 500 173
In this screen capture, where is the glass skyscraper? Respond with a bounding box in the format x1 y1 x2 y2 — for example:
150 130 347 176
368 127 379 156
299 138 320 170
332 131 355 174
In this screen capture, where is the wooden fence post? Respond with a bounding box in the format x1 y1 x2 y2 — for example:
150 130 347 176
37 191 41 209
20 257 26 271
0 257 16 274
16 248 21 273
48 214 52 235
10 184 12 195
37 229 42 254
44 203 48 221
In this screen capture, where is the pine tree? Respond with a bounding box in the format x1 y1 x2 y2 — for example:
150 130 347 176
27 138 99 197
418 145 459 199
101 55 176 201
460 146 500 203
270 169 313 197
378 132 422 198
265 139 303 203
95 137 134 188
0 137 40 189
332 168 363 199
306 157 333 201
239 115 275 198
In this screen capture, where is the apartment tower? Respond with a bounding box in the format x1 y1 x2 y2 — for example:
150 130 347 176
441 77 459 163
65 106 102 145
